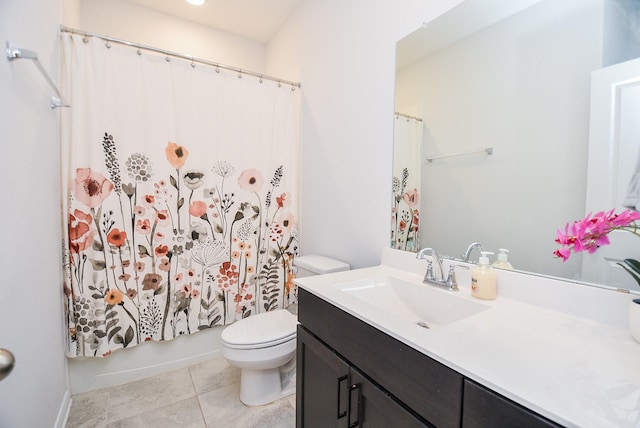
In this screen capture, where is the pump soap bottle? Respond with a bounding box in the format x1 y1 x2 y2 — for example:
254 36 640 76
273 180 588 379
471 251 497 300
492 248 513 270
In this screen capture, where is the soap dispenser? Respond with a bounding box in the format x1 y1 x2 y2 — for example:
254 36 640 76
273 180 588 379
492 248 513 270
471 251 497 300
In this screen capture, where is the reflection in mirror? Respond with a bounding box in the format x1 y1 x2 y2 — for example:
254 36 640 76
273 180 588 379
391 113 423 252
393 0 640 291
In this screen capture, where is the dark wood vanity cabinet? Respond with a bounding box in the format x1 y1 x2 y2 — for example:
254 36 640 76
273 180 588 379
296 326 426 428
462 380 561 428
297 288 563 428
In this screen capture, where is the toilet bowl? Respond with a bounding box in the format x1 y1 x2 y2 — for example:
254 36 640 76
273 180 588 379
221 255 350 406
222 309 298 406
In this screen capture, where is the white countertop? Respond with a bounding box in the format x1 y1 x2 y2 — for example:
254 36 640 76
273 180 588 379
294 249 640 428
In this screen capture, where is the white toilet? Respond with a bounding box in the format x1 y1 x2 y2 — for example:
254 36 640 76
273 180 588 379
221 255 350 406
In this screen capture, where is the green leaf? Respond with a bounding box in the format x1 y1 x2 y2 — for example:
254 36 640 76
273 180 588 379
618 259 640 287
201 300 210 310
170 175 177 189
623 259 640 275
94 329 107 338
108 326 122 343
177 198 184 210
214 223 223 233
106 318 118 331
138 245 149 257
92 239 104 252
91 293 103 300
113 334 123 345
234 211 245 222
89 259 106 271
198 325 211 331
124 326 134 347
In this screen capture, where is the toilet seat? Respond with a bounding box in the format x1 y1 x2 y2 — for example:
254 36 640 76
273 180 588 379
221 310 298 350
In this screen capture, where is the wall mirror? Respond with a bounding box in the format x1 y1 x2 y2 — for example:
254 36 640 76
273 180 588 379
393 0 640 292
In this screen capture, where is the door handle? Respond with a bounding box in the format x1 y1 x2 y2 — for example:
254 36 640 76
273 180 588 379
337 375 348 419
348 383 362 428
0 348 15 381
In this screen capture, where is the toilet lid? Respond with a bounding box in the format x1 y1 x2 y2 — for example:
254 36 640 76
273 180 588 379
221 309 298 349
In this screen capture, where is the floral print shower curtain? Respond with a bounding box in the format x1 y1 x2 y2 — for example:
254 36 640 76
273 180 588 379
391 115 423 252
60 34 299 357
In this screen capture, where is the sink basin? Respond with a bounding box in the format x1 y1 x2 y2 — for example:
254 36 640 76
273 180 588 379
335 276 489 328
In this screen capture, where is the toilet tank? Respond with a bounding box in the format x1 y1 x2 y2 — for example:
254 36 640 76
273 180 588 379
294 255 350 278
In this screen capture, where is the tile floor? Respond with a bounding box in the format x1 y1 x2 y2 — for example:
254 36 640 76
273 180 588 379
65 356 296 428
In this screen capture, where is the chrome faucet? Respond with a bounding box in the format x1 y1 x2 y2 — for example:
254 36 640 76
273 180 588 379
462 242 483 262
416 247 467 291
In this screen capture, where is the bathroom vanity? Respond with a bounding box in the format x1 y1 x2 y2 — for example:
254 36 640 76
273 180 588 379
294 248 640 428
297 289 558 427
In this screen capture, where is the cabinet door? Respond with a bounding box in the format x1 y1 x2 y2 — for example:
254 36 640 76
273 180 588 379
297 326 350 428
462 380 562 428
348 368 429 428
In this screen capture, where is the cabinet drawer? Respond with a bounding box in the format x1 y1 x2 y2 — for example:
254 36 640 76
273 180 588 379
462 379 562 428
299 288 462 428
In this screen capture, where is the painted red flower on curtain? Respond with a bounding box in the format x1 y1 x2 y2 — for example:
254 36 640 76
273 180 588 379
391 167 420 252
63 135 299 357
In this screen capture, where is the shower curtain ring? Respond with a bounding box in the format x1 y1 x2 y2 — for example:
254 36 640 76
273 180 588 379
82 37 89 43
259 75 263 84
215 64 220 73
136 49 142 56
105 41 111 49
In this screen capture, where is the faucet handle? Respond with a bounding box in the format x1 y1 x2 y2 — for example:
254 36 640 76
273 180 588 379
424 260 436 282
444 265 469 291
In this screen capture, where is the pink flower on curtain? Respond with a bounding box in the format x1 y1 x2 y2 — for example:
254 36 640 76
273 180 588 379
276 192 290 208
68 209 96 254
402 189 420 208
73 168 114 208
238 169 264 192
136 219 152 235
189 200 207 217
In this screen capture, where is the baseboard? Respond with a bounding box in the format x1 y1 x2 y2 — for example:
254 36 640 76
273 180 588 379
69 327 224 394
54 390 71 428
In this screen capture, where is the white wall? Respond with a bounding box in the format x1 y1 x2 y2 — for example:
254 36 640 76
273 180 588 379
0 0 70 427
64 0 267 72
265 0 464 269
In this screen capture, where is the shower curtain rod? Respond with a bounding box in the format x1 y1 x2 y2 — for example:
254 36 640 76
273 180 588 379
395 111 423 122
60 26 301 89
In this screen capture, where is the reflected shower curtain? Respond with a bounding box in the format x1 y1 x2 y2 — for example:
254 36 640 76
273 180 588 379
391 115 423 252
60 34 299 357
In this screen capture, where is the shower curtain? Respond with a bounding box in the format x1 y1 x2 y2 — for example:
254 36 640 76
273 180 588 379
60 34 299 358
391 115 423 252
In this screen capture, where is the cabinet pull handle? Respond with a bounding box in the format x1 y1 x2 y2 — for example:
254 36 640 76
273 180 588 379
348 383 362 428
337 375 348 419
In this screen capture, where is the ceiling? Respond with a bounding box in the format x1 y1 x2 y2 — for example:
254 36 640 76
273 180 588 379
124 0 303 44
